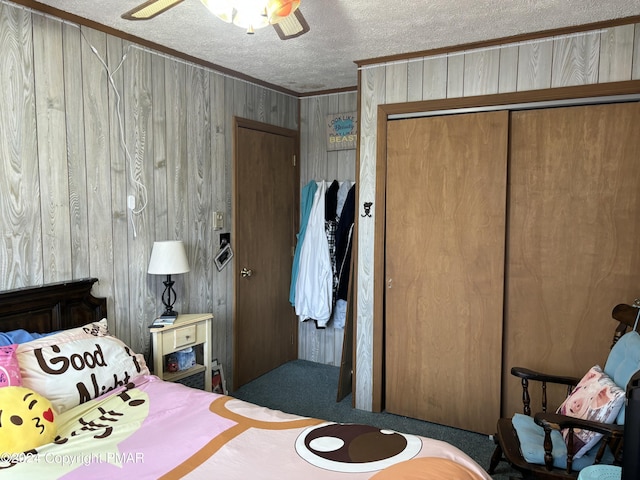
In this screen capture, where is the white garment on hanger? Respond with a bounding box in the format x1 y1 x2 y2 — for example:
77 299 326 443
294 181 332 326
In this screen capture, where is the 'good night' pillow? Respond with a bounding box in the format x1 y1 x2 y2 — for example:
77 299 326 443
17 319 149 413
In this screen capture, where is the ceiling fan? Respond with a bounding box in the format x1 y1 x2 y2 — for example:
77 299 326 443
121 0 310 40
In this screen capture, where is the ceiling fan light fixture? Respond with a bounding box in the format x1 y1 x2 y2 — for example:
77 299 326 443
200 0 301 32
266 0 300 24
200 0 234 23
201 0 270 30
231 3 270 31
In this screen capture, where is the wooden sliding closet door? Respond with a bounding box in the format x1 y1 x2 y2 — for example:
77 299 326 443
503 102 640 417
385 111 508 434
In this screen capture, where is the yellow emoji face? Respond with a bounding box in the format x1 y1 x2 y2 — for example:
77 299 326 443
0 386 57 454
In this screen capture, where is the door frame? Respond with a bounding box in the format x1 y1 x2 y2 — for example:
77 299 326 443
371 80 640 412
232 116 300 389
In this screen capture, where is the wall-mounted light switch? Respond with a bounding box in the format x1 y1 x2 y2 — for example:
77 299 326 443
213 211 224 230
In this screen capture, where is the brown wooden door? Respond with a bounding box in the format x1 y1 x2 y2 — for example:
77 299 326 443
233 119 298 389
503 102 640 417
385 111 508 434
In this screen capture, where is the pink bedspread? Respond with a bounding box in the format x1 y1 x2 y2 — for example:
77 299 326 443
0 375 491 479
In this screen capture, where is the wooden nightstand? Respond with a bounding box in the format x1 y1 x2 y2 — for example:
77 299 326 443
150 313 213 392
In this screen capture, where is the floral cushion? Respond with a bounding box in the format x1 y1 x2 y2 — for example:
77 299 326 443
556 365 625 458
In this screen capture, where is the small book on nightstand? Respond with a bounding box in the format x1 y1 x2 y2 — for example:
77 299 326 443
149 316 177 328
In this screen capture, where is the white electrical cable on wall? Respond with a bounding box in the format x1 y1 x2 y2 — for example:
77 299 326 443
81 31 149 239
6 0 150 238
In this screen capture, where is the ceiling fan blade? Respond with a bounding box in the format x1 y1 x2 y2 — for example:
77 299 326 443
273 9 309 40
122 0 185 20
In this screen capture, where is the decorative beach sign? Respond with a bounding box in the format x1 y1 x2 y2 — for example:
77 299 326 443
326 112 357 151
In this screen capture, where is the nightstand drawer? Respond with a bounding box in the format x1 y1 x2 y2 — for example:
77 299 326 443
162 323 203 351
174 324 197 348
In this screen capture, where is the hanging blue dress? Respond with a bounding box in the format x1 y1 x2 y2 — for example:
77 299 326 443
289 180 318 306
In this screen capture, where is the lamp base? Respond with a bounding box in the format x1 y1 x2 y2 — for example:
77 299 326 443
160 275 178 320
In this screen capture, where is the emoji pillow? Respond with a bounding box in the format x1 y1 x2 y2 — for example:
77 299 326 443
0 386 57 454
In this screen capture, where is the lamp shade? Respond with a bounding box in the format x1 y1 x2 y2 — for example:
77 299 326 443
147 241 190 275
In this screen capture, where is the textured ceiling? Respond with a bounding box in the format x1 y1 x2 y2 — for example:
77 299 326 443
15 0 640 95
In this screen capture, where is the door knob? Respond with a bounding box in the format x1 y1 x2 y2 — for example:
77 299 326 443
241 268 253 278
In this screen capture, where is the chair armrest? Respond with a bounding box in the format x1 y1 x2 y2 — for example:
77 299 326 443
511 367 580 387
534 412 624 437
511 367 581 416
534 412 624 473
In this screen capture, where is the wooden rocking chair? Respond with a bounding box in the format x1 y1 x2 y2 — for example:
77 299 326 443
489 302 640 480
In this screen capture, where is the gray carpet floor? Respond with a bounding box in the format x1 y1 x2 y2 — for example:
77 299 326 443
231 359 521 479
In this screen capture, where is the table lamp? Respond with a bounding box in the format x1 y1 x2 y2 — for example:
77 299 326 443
148 240 190 318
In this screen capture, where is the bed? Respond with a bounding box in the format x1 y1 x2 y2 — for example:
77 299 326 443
0 278 491 480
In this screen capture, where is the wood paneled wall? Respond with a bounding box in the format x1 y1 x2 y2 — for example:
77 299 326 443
356 22 640 410
0 2 297 390
298 93 357 366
